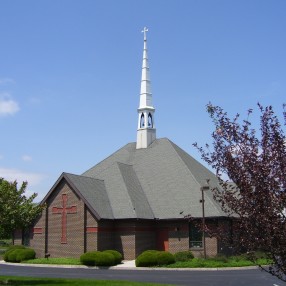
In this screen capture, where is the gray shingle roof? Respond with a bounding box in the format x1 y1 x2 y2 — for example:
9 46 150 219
64 173 114 219
78 138 226 220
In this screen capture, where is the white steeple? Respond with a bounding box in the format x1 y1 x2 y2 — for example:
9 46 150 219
136 27 156 149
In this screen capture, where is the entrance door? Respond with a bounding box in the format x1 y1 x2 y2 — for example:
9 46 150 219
157 230 169 251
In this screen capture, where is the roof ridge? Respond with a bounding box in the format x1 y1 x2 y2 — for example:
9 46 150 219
167 140 203 188
168 141 225 217
64 172 105 183
82 142 136 176
117 162 155 219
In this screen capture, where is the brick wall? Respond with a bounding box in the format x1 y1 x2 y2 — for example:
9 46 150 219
158 221 189 254
46 179 85 258
191 220 218 257
135 221 156 257
29 209 46 258
113 221 136 260
86 208 98 252
97 220 115 252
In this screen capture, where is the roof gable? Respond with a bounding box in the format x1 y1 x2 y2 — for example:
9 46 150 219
41 172 113 220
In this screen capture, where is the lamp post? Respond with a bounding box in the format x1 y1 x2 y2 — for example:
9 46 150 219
200 184 210 259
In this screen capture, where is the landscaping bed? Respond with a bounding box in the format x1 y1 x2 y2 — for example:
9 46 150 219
135 250 271 268
163 257 270 268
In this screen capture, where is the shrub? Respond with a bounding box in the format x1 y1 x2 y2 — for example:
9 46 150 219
103 250 122 264
4 247 36 263
16 248 36 262
157 251 175 265
136 251 158 267
80 251 100 266
136 250 175 267
4 245 26 262
6 250 18 262
174 251 194 262
80 251 115 267
94 252 115 266
213 254 228 263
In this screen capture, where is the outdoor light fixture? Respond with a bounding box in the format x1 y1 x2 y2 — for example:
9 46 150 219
200 181 210 259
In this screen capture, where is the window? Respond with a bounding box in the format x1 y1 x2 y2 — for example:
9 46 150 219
148 113 153 127
140 113 145 128
189 223 203 248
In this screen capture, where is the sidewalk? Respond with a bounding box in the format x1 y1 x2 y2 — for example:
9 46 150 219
114 260 136 268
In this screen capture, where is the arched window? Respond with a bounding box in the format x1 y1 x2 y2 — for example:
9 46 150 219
140 113 145 128
148 113 153 128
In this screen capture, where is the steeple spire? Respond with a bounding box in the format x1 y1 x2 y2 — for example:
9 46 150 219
136 27 156 149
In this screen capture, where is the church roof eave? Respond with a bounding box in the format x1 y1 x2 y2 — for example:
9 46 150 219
41 172 114 221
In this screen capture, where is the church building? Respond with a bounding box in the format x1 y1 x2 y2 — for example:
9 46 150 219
16 28 231 260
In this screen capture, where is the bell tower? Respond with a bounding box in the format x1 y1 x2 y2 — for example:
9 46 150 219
136 27 156 149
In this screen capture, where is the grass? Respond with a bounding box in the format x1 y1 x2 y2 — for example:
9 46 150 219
24 258 82 265
163 257 271 268
4 248 271 269
0 276 172 286
24 256 271 268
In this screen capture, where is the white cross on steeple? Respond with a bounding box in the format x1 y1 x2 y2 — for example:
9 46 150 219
142 27 148 41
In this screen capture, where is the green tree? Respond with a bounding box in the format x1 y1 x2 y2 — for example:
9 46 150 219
0 178 43 238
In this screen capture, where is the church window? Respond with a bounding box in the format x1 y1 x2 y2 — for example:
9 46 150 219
140 113 145 128
148 113 153 127
189 222 203 248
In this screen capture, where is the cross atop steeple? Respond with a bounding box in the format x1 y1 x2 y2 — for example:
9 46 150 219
142 27 148 41
136 27 156 149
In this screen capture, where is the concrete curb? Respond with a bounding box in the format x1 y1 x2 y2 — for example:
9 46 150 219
0 260 261 271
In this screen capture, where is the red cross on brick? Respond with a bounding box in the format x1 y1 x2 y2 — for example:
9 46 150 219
52 194 77 244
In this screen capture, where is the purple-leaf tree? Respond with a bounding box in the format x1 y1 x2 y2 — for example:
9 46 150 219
194 103 286 280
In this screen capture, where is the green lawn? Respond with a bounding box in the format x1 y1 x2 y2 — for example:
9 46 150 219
163 257 270 268
24 257 82 265
6 251 271 269
17 256 271 268
0 276 171 286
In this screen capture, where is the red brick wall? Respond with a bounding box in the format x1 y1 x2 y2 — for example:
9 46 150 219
113 221 136 260
86 208 98 252
97 220 115 252
168 222 189 254
191 220 218 257
157 221 189 254
29 209 46 258
46 179 85 258
96 220 156 260
135 221 156 257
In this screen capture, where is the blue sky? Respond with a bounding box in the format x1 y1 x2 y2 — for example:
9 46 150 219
0 0 285 201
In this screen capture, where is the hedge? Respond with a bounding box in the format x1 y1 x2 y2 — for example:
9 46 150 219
4 245 26 262
174 250 194 262
157 251 175 265
102 250 123 264
136 250 175 267
4 246 36 263
80 251 116 266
